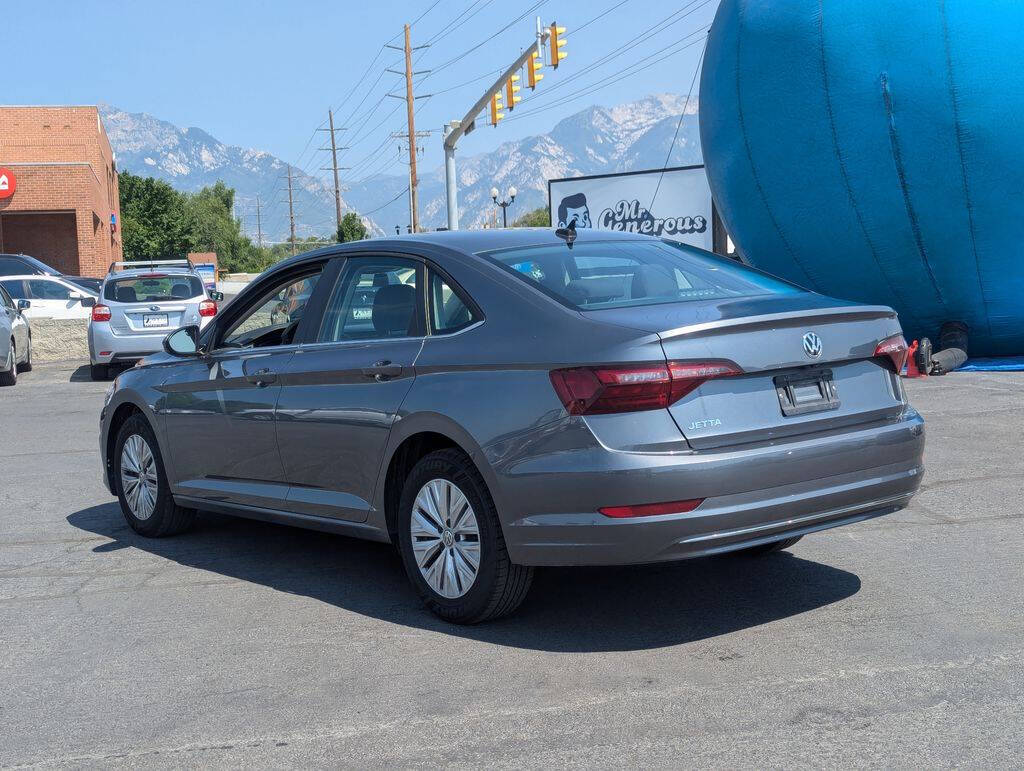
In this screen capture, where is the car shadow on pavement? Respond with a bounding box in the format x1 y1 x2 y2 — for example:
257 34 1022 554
68 503 861 653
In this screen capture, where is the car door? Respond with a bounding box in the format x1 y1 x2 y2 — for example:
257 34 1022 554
25 278 81 319
158 261 330 510
0 285 29 361
275 254 426 522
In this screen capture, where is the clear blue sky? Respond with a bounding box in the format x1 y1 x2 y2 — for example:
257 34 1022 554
7 0 717 185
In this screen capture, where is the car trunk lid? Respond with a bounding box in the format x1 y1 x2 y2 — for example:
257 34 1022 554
585 295 907 450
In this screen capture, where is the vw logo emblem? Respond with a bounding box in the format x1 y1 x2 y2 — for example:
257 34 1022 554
802 331 823 359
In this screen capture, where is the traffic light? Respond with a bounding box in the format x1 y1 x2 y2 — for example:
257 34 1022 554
549 22 567 68
505 74 521 110
527 50 544 89
489 92 504 126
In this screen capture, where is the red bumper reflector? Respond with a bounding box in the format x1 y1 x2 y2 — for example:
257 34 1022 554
599 498 704 518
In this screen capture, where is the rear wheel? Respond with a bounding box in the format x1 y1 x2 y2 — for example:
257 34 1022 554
735 535 802 557
91 363 109 381
0 341 17 387
113 413 196 537
20 335 31 371
397 449 533 624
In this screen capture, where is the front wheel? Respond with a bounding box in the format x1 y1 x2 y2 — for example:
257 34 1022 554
397 449 533 624
113 414 196 537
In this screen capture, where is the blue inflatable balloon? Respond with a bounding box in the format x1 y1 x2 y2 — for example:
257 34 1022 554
699 0 1024 354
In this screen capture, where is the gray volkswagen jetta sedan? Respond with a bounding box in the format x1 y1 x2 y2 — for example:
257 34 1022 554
99 229 924 623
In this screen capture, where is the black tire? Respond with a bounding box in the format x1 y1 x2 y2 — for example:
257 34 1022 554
396 448 533 624
91 363 110 381
735 535 803 557
0 340 17 387
20 334 31 371
113 413 196 537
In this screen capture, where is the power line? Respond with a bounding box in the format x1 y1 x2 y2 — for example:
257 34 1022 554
362 185 411 216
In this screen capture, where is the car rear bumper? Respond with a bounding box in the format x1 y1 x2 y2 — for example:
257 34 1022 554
89 324 167 364
490 408 925 566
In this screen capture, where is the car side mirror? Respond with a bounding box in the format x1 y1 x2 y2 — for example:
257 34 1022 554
80 296 96 308
163 325 201 357
209 291 224 301
16 299 30 311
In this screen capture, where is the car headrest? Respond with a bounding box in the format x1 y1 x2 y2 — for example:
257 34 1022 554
631 264 677 299
372 283 416 336
170 283 191 299
116 286 137 303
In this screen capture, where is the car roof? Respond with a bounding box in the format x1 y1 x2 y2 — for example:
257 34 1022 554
104 267 199 280
270 228 658 270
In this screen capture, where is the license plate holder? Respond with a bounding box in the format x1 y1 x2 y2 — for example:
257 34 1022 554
143 313 168 328
775 368 840 416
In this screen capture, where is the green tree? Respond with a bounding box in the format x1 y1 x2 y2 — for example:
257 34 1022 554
118 172 191 259
512 207 550 227
337 211 368 242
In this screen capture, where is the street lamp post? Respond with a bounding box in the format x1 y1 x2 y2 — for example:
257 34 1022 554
490 186 517 228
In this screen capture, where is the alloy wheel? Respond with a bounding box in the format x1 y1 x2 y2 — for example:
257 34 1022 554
410 478 481 599
120 434 158 520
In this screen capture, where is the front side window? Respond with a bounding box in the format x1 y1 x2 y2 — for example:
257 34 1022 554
429 272 476 333
318 257 421 342
104 274 204 303
219 269 322 349
480 240 801 311
0 285 14 309
27 279 72 301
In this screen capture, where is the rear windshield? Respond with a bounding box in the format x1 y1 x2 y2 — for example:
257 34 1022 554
481 240 801 310
104 274 204 303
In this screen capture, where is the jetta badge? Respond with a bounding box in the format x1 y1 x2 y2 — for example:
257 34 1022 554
802 331 823 359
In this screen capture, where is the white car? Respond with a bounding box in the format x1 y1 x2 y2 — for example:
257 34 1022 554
0 275 97 320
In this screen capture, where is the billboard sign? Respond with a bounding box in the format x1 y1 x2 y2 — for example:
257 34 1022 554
548 165 714 250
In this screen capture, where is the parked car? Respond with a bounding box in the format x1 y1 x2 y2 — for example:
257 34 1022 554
0 275 97 319
98 230 925 623
0 282 32 386
88 260 223 381
0 253 101 295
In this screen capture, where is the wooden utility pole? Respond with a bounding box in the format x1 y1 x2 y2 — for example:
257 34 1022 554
286 164 297 255
328 110 343 235
403 24 419 234
256 195 263 249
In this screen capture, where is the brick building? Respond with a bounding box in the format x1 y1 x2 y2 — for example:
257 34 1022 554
0 105 122 277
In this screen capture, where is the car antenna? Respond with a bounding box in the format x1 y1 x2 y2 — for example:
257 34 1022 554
555 216 578 250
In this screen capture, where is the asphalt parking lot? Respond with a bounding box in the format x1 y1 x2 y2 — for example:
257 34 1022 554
2 362 1022 768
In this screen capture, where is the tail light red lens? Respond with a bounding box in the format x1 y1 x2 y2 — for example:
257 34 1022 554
874 334 908 373
600 498 705 518
91 304 111 322
549 361 741 416
199 300 217 317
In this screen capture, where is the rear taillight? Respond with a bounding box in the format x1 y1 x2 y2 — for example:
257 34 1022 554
91 304 111 322
874 334 908 373
199 300 217 317
549 360 741 416
600 498 705 518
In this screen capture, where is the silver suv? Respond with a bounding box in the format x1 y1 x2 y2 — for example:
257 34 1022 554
89 260 223 380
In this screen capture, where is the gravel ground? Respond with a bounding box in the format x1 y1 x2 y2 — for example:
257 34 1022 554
1 363 1021 768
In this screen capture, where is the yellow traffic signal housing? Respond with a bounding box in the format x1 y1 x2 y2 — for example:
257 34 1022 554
489 92 504 126
527 50 544 89
505 74 521 110
549 23 567 68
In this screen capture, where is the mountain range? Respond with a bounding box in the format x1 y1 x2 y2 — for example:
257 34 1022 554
100 94 701 241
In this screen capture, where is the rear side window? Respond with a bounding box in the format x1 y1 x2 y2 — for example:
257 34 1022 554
429 272 477 333
318 257 422 342
104 275 204 303
480 240 801 310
